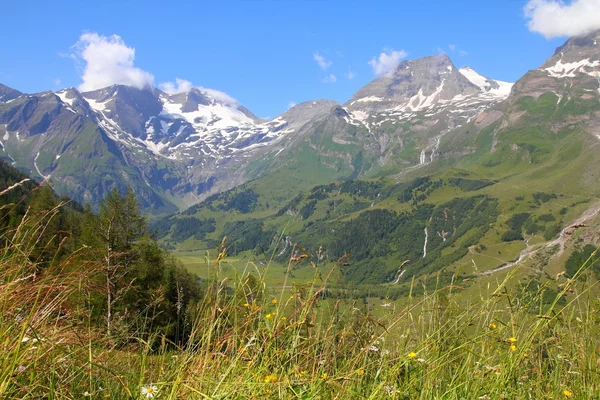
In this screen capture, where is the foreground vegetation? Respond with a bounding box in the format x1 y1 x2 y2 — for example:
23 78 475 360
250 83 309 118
1 182 599 399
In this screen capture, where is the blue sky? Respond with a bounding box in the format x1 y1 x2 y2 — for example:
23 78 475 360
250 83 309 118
0 0 586 117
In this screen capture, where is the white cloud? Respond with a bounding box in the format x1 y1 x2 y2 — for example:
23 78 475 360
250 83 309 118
72 32 154 91
524 0 600 38
368 49 408 76
201 87 239 106
459 50 468 56
313 52 332 70
346 69 357 80
448 44 456 51
159 78 193 94
321 74 337 83
288 101 297 109
54 78 61 87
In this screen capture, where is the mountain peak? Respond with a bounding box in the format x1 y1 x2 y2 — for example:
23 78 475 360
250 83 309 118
538 30 600 81
0 84 23 103
553 29 600 58
348 54 480 111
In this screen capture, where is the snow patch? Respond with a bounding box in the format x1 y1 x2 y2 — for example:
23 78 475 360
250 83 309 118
85 97 108 112
459 67 513 98
543 58 600 78
350 110 369 121
355 96 384 103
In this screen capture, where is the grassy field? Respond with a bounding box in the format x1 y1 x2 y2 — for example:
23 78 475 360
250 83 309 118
3 233 599 399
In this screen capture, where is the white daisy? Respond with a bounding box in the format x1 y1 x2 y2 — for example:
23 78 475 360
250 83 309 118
141 384 158 398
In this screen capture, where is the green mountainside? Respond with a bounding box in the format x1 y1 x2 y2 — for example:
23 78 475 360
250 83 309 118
152 31 600 293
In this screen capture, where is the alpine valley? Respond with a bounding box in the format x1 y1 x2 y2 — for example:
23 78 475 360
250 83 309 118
3 30 600 288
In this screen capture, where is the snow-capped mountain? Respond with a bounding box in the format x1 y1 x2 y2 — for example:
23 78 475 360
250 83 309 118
57 85 293 161
0 53 515 212
336 54 513 165
501 29 600 104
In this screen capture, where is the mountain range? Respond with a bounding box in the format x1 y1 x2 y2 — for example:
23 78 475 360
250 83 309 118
0 51 513 213
2 30 600 286
150 29 600 287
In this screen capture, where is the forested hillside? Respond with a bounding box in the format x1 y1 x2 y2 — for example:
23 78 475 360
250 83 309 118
0 160 202 344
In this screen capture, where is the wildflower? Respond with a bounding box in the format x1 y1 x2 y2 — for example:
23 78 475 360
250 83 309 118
384 385 395 395
522 352 528 358
244 336 256 348
264 375 277 383
289 295 295 300
407 352 417 359
17 365 26 373
507 337 517 343
489 322 497 329
357 369 365 376
243 303 250 307
321 373 328 379
83 391 91 397
265 313 272 319
510 345 517 352
141 384 158 398
563 390 573 397
271 299 277 305
368 345 380 352
417 358 427 363
281 317 287 321
295 370 308 378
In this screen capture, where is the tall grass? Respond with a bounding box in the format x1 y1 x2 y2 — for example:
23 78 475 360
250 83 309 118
0 202 598 399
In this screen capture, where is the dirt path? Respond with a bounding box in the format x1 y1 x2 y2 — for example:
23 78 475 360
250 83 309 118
478 202 600 276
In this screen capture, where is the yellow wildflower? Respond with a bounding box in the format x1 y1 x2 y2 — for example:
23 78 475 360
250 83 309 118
281 316 287 321
265 313 272 319
271 299 277 305
357 369 365 376
563 390 573 397
321 373 328 379
264 375 278 383
243 303 250 307
489 322 497 329
507 337 517 343
407 352 417 359
510 345 517 352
